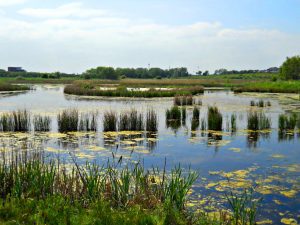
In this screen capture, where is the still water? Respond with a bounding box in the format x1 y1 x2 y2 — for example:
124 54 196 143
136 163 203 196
0 85 299 223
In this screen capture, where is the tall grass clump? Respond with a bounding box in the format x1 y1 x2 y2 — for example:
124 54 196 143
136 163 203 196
166 106 181 121
191 107 200 130
146 109 158 132
57 109 79 132
207 106 223 131
119 109 144 131
0 110 30 132
33 115 51 132
247 111 271 131
278 113 297 132
103 111 118 132
226 188 262 225
231 114 237 132
79 112 98 131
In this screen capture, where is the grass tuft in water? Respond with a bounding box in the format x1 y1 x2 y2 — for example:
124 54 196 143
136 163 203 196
33 115 51 132
119 109 144 131
207 106 223 131
278 113 297 132
231 114 237 132
0 110 30 132
57 109 79 132
103 111 118 132
174 95 194 106
79 112 98 131
146 109 158 132
247 111 271 131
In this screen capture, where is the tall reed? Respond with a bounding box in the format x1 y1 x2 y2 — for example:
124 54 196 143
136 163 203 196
119 109 144 131
231 114 237 132
174 95 194 106
0 110 30 132
247 111 271 130
57 109 79 132
208 106 223 131
33 115 51 132
278 113 297 131
79 112 98 131
146 109 158 132
103 111 118 132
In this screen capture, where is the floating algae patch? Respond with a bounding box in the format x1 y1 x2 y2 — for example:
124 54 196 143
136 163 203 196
281 218 298 225
271 154 287 159
256 219 273 224
280 190 298 198
85 145 107 151
228 147 241 152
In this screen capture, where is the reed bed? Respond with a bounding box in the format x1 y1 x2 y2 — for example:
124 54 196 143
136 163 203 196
103 111 118 132
207 107 223 131
0 110 30 132
119 109 144 131
146 109 158 132
57 109 79 132
33 115 51 132
250 100 271 107
64 83 204 98
79 112 98 131
278 114 297 132
247 111 271 130
231 114 237 132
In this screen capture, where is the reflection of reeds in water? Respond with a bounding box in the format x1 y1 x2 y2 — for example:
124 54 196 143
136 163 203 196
57 109 79 132
146 109 158 132
247 111 271 131
166 106 181 121
0 110 30 132
33 115 51 132
103 111 117 132
208 106 223 131
278 114 297 131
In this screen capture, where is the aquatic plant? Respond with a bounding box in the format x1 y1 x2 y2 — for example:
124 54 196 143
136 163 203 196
119 109 144 131
231 114 237 132
226 187 262 225
247 111 271 130
278 113 297 131
146 109 158 132
208 106 223 131
103 111 118 132
174 95 194 106
191 107 200 131
0 110 30 132
166 106 181 121
33 115 51 132
57 109 79 132
79 112 98 131
181 107 186 125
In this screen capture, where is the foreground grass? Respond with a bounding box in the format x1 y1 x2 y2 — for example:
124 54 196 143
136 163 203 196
0 148 261 225
234 80 300 93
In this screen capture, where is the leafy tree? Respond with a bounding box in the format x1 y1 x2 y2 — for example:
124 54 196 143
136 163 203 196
280 56 300 80
203 71 209 76
196 71 202 76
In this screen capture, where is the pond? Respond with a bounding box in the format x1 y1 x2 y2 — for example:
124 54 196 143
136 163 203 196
0 84 299 224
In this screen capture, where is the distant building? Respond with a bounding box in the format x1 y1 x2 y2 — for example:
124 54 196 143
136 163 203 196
8 67 26 72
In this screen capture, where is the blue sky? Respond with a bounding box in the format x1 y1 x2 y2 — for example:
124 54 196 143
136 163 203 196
0 0 299 73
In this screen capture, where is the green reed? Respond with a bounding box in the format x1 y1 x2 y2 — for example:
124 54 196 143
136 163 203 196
231 114 237 132
208 106 223 131
278 113 297 132
166 106 181 121
146 109 158 132
57 109 79 132
103 111 118 132
119 109 144 131
247 111 271 131
0 110 30 132
191 107 200 131
33 115 51 132
79 112 98 131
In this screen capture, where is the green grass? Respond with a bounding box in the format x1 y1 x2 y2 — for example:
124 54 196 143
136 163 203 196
234 80 300 93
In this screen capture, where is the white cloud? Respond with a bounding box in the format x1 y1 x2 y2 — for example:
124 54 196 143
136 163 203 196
0 0 26 7
0 2 299 73
18 2 108 18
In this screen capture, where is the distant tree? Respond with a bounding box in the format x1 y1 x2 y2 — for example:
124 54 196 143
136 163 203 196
203 71 209 76
196 71 202 76
280 56 300 80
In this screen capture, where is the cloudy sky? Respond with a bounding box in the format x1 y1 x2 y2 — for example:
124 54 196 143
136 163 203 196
0 0 299 74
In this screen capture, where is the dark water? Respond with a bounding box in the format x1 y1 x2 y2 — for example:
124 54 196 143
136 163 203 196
0 85 299 224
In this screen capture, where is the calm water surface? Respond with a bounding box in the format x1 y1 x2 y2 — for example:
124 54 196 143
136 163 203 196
0 85 299 224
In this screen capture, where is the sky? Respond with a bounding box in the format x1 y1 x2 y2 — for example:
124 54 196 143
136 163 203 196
0 0 299 74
